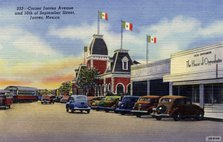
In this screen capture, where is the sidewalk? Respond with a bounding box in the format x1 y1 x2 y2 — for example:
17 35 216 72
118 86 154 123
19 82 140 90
205 113 223 121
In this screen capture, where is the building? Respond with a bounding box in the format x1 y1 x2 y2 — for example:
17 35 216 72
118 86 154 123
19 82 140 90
73 34 136 96
131 59 170 96
131 42 223 119
164 42 223 117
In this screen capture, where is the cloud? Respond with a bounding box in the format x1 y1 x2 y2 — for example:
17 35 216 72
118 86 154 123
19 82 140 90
48 23 97 41
0 26 60 57
49 16 223 62
0 25 84 89
0 56 82 89
198 21 223 37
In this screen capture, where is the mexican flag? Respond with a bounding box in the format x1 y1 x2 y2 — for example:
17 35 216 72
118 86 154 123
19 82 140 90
148 35 157 43
122 21 133 31
99 11 108 20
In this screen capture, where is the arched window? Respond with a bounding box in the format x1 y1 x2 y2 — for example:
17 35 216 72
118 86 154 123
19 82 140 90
116 84 124 95
122 56 129 70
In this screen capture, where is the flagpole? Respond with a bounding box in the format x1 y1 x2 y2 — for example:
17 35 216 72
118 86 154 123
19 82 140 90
121 20 123 49
97 10 100 35
146 35 149 65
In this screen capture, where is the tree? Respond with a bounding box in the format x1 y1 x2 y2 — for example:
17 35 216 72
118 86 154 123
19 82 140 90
76 68 99 95
58 81 72 96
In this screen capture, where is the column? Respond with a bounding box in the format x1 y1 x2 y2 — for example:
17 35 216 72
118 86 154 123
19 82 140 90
147 80 150 95
199 84 204 108
169 82 173 96
130 81 133 96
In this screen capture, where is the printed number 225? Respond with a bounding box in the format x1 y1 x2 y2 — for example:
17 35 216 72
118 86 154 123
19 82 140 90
17 7 23 10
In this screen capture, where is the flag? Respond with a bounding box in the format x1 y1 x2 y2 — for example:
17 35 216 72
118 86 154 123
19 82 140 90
99 11 108 20
147 35 157 43
122 21 133 31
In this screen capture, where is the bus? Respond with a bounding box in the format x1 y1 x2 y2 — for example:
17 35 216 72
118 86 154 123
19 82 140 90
5 86 38 103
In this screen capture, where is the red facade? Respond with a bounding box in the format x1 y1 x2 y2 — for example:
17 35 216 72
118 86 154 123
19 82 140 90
113 77 130 94
92 60 107 74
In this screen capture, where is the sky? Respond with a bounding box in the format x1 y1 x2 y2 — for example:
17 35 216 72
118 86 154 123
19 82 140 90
1 0 223 89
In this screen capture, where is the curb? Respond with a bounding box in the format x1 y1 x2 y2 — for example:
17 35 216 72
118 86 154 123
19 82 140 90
205 117 223 122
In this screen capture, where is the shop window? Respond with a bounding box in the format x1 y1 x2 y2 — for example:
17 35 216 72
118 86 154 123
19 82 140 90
204 84 223 104
122 56 129 70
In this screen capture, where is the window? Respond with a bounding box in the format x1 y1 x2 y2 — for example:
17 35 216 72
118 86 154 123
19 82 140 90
122 56 129 70
117 84 124 94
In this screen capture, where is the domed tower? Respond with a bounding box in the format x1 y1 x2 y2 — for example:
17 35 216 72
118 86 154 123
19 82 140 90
86 34 109 75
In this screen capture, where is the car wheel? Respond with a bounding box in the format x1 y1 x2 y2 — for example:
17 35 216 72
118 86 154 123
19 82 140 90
66 108 69 112
195 113 204 121
87 110 90 114
105 110 109 113
121 112 125 115
136 114 141 118
173 113 181 121
71 108 74 113
8 105 11 109
80 110 83 113
155 116 162 120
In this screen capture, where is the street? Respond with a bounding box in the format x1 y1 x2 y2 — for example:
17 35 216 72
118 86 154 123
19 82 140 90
0 102 222 142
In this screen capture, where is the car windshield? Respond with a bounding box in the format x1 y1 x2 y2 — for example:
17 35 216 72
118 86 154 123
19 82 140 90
138 97 151 102
105 97 117 101
123 97 138 102
174 98 191 105
160 98 172 103
76 96 87 101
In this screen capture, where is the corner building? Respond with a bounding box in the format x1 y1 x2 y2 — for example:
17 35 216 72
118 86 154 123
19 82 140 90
131 42 223 118
74 34 135 96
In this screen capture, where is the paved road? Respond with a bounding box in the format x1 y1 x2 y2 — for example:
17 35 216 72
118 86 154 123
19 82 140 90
0 102 222 142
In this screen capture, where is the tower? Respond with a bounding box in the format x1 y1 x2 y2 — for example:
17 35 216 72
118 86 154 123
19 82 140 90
86 34 109 75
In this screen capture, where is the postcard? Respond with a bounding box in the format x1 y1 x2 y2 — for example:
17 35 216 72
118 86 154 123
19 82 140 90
0 0 223 142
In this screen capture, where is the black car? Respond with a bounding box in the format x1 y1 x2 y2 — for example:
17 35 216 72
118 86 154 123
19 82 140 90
115 96 139 115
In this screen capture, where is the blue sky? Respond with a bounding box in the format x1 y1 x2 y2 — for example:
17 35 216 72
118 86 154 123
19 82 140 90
0 0 223 88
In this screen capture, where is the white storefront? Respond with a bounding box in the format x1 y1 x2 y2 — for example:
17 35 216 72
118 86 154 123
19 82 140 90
131 59 170 96
164 42 223 118
131 42 223 119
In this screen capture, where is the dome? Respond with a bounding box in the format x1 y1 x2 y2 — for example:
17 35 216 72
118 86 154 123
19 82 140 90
89 34 108 55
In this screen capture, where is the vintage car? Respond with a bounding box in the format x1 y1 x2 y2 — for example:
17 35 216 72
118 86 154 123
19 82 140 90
131 95 161 117
66 95 91 113
0 90 13 109
96 96 121 112
41 95 55 104
88 96 104 107
115 96 139 115
152 95 204 121
60 95 69 103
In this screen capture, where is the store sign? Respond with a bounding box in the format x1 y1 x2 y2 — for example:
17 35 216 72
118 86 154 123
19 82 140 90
171 46 223 74
186 51 222 68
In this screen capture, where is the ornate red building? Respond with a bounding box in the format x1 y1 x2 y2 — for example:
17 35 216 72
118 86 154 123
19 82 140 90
73 34 137 96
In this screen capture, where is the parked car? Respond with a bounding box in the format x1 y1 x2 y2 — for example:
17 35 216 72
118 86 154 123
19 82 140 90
0 90 13 109
88 96 104 107
41 95 55 104
97 96 121 112
60 95 69 103
66 95 91 113
131 95 161 117
152 95 204 121
115 96 139 115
